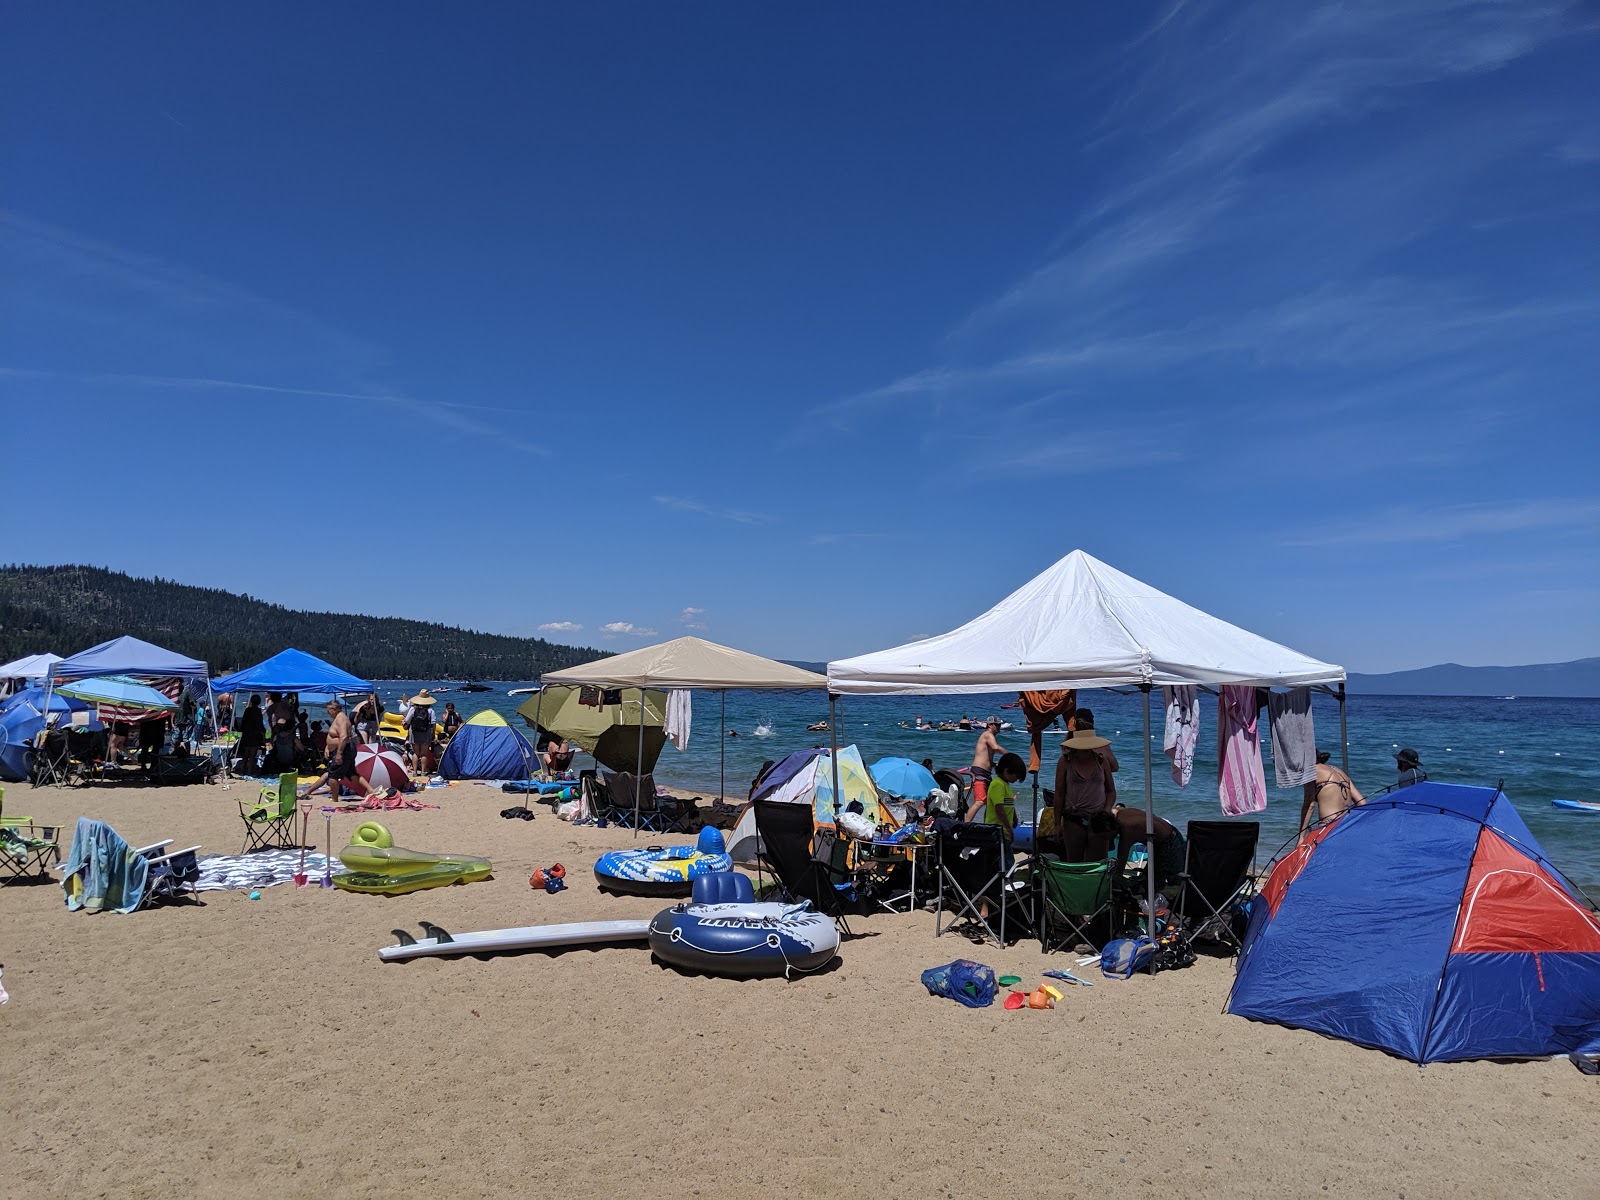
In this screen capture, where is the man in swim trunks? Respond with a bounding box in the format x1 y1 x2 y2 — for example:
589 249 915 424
970 715 1005 812
1299 750 1363 838
300 700 372 800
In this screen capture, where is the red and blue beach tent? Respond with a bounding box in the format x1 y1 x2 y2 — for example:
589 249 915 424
1228 782 1600 1064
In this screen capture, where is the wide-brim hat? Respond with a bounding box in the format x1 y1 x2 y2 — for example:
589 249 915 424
1395 747 1421 767
1062 730 1109 751
411 689 437 706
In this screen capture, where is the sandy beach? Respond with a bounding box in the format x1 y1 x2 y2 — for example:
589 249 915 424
1 777 1593 1199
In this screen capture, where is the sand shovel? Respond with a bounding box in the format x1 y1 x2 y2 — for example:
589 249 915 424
294 802 313 886
320 812 336 888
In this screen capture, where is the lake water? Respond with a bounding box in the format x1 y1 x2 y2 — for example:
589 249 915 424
376 684 1600 893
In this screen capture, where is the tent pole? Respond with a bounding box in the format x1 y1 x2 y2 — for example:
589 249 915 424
1142 683 1157 973
720 690 726 804
635 692 645 840
532 687 545 782
1337 681 1349 773
829 693 841 823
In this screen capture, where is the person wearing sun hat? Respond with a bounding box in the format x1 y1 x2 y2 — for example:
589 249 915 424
406 689 438 776
1395 747 1427 789
1053 725 1115 861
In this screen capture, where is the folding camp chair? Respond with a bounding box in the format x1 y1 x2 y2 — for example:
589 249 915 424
140 842 203 906
27 729 80 788
936 822 1031 948
1036 856 1114 955
607 772 686 833
0 821 61 883
1174 820 1260 952
239 771 299 853
752 800 858 936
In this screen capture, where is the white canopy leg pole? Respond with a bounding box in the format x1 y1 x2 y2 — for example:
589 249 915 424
720 690 726 803
635 695 645 840
829 694 841 823
1143 684 1157 971
1338 682 1349 773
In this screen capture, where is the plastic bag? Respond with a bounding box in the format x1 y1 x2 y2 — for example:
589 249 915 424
921 959 997 1008
1100 938 1156 979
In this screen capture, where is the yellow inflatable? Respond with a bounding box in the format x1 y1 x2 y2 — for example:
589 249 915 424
333 822 491 895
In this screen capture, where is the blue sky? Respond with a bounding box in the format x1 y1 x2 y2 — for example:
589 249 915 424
3 2 1596 672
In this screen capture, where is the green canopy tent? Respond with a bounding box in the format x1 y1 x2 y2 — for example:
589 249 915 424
515 685 667 775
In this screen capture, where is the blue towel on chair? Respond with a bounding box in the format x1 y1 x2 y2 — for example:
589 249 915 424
61 818 148 914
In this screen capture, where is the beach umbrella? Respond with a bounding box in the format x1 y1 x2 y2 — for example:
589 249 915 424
56 675 178 712
870 756 938 799
355 743 410 790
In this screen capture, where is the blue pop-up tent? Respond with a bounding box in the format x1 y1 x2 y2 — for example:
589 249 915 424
49 635 208 683
437 710 537 780
209 648 372 696
1228 782 1600 1064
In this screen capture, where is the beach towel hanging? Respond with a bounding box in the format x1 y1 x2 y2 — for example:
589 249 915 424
665 689 692 751
1217 685 1267 816
1162 685 1198 787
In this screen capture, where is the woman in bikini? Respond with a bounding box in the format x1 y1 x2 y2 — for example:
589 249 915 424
1300 750 1364 838
1053 729 1115 862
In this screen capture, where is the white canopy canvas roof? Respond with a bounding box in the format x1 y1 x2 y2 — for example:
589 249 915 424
0 652 62 680
542 636 827 691
828 550 1345 695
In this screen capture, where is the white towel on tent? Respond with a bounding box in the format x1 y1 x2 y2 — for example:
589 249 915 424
1162 685 1199 787
665 689 692 751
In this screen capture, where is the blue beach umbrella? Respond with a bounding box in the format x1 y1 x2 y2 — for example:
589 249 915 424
870 756 938 799
55 675 178 711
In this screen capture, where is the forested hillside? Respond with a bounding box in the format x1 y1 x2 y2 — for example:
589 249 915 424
0 565 603 679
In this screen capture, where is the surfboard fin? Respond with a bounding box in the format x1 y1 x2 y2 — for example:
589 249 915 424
390 929 417 947
419 921 454 944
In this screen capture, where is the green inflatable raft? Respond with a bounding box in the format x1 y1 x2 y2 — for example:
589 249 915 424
333 821 492 895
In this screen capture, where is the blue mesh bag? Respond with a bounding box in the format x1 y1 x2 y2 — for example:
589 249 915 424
921 959 997 1008
1100 937 1156 979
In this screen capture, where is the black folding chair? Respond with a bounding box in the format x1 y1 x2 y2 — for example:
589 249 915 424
752 800 858 936
936 822 1031 948
28 729 80 788
1174 820 1259 951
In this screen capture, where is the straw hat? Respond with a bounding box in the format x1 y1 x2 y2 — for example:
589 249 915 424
1061 729 1109 751
411 689 437 706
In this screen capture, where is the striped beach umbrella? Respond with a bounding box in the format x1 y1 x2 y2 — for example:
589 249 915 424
354 743 410 790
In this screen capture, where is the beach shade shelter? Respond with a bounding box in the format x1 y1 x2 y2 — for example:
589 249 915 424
47 635 212 726
56 676 179 713
438 710 538 780
209 648 373 697
0 686 101 782
354 744 410 791
827 550 1346 939
870 756 939 801
539 637 829 834
727 746 882 866
0 653 62 691
1228 783 1600 1063
516 686 668 774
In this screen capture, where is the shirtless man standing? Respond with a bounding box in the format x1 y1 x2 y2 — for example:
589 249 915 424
300 699 372 800
1300 750 1363 837
970 715 1004 813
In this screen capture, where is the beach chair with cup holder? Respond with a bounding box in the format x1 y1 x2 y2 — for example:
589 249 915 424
0 787 62 884
751 800 860 937
606 771 685 833
1173 820 1260 952
136 840 204 907
27 728 80 788
239 771 299 853
1036 855 1114 955
936 821 1032 948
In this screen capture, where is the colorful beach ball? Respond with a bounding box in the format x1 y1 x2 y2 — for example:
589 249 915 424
355 742 411 790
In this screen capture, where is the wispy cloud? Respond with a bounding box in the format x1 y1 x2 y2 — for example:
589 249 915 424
652 495 773 525
807 532 888 546
538 621 583 634
1285 499 1600 547
600 621 658 637
675 607 707 630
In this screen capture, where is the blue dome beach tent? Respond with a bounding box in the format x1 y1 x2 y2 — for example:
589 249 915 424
1228 782 1600 1064
209 648 373 697
0 687 101 782
438 710 537 780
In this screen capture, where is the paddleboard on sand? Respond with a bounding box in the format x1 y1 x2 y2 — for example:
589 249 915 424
1551 798 1600 814
378 918 652 962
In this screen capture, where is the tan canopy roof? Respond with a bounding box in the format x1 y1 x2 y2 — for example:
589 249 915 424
541 636 827 691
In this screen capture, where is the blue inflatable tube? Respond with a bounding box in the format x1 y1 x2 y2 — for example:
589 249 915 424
648 899 840 978
594 827 733 897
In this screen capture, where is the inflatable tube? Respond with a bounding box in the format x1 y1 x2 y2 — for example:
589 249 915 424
1552 798 1600 813
648 900 840 978
594 827 732 897
334 860 492 895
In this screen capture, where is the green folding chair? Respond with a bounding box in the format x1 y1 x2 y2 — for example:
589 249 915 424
239 771 298 853
1036 856 1113 955
0 796 61 882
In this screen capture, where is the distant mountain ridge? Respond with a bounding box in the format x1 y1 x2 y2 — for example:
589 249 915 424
0 565 603 680
1346 658 1600 698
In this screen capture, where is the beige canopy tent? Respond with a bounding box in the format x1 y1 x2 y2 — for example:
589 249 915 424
541 636 828 832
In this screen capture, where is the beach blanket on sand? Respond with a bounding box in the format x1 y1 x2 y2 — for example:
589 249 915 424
195 849 339 891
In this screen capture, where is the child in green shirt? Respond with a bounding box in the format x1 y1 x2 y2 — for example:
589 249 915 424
968 752 1025 829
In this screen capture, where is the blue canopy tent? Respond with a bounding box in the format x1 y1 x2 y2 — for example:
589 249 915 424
0 687 101 782
46 635 212 745
210 648 373 696
1228 783 1600 1063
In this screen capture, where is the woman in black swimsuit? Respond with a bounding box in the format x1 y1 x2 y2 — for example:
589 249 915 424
1300 751 1364 838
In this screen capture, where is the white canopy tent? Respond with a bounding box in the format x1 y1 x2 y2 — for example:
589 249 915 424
0 652 62 695
540 636 828 832
827 550 1347 942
